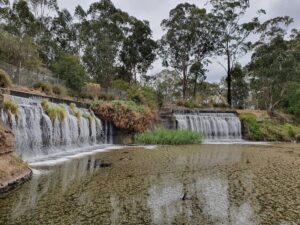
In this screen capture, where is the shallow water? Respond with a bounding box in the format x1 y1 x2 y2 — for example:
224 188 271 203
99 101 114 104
0 144 299 225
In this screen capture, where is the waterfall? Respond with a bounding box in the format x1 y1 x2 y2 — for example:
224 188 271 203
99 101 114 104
174 112 242 140
1 96 113 160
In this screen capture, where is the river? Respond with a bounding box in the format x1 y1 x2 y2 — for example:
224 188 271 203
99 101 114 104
0 143 299 225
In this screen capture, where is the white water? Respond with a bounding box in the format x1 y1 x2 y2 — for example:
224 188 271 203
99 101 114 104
1 96 113 160
175 112 242 140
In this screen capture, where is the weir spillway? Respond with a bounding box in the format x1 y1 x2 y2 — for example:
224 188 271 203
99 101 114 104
174 110 242 140
0 96 113 161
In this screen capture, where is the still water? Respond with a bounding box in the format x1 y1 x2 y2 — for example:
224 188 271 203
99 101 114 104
0 144 299 225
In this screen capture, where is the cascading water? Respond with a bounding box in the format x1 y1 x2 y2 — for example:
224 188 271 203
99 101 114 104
0 96 113 160
174 111 242 140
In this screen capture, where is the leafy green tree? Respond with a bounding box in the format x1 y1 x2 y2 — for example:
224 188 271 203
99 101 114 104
231 64 249 109
159 3 216 99
189 62 207 99
53 54 87 91
248 36 298 113
81 0 129 87
209 0 263 108
119 18 157 83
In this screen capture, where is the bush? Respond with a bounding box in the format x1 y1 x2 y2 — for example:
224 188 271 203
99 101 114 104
239 113 263 141
239 112 300 142
52 84 67 96
135 129 203 145
127 85 158 108
99 93 117 101
0 69 12 88
84 83 101 100
33 81 53 95
41 99 67 121
92 100 156 132
177 100 199 109
112 79 130 91
70 103 81 119
3 99 18 115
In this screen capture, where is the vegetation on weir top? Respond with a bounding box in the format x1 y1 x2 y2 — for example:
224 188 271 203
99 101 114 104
239 112 300 142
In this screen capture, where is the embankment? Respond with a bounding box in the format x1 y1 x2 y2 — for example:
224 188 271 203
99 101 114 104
0 121 32 193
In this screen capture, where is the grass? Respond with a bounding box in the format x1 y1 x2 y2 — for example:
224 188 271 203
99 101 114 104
70 103 81 119
239 112 300 142
0 68 12 88
41 99 67 121
3 99 18 115
135 129 203 145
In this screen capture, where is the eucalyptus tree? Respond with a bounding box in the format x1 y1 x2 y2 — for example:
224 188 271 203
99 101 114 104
248 37 298 113
119 18 157 84
159 3 216 99
209 0 261 107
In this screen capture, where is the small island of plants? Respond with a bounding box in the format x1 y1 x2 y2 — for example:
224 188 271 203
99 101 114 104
135 129 203 145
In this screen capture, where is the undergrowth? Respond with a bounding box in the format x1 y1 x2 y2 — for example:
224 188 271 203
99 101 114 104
135 129 203 145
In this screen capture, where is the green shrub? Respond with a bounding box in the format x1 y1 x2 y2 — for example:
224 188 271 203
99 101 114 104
135 129 203 145
41 100 67 122
239 113 262 141
0 69 12 88
52 84 67 96
112 79 130 91
70 103 81 119
3 99 18 115
99 93 116 101
177 100 199 109
33 81 53 95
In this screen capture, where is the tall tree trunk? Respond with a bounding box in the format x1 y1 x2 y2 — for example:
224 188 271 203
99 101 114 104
227 51 232 108
182 68 187 100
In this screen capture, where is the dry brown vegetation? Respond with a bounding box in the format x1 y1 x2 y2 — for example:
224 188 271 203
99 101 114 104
92 100 156 132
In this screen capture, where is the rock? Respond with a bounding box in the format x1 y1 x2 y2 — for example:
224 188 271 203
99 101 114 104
0 121 15 155
295 134 300 143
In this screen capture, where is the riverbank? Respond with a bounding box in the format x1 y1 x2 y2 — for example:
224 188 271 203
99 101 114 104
0 122 32 193
239 110 300 142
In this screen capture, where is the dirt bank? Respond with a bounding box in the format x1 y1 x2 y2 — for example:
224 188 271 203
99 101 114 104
0 121 31 193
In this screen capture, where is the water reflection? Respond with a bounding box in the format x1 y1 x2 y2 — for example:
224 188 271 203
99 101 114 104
8 155 104 220
0 144 299 225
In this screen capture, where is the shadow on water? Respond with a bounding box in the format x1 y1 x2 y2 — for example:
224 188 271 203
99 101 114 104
0 144 299 225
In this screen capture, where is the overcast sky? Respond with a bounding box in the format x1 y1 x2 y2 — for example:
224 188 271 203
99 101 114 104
59 0 300 82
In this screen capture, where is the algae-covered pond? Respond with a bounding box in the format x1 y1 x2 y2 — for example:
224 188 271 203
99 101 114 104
0 144 299 225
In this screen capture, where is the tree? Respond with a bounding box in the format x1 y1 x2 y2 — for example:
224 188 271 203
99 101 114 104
231 64 249 109
159 3 216 99
189 62 207 99
119 18 157 83
209 0 261 107
81 0 129 87
248 36 298 113
53 54 87 91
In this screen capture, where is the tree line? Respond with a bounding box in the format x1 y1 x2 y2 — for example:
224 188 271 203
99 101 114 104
0 0 299 115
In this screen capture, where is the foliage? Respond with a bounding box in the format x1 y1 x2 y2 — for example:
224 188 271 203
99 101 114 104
92 100 156 132
248 36 298 113
127 85 158 108
239 113 263 140
135 128 203 145
209 0 263 107
159 3 215 99
84 83 101 100
281 83 300 118
41 99 67 121
53 54 87 92
231 64 249 109
3 99 18 115
177 100 199 109
33 81 53 95
239 112 300 141
69 103 81 119
0 29 41 69
52 84 67 96
0 68 12 88
112 79 130 91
